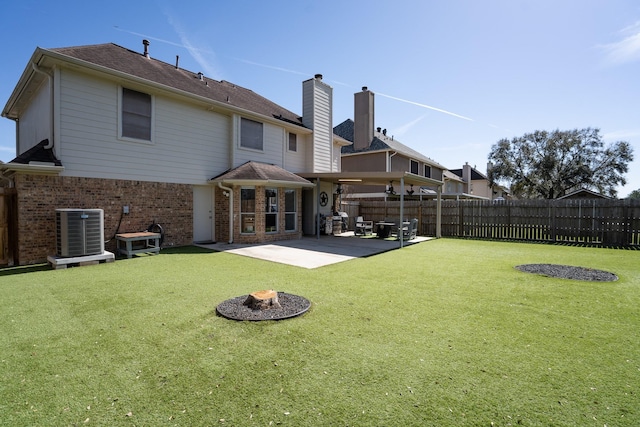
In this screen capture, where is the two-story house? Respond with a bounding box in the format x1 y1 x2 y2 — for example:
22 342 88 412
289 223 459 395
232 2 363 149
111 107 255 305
0 41 347 265
333 87 448 199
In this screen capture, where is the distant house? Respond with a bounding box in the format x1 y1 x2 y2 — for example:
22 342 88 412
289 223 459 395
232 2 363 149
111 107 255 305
449 162 510 200
335 87 445 198
557 189 613 200
0 41 348 265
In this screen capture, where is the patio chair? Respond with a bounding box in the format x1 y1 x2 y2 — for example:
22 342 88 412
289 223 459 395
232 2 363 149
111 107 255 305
399 218 418 240
354 216 374 236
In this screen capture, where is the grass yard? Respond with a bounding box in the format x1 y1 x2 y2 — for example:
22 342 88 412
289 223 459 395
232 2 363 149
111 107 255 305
0 239 638 426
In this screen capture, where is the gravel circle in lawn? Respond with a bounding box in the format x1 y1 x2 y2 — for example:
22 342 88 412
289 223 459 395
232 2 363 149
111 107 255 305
216 292 311 321
515 264 618 281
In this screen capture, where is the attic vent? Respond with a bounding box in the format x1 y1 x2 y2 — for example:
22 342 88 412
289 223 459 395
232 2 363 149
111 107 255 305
56 209 104 257
143 39 150 58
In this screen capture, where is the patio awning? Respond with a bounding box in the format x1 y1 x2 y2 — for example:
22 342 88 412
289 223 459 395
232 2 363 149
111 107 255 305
297 171 442 188
298 171 443 246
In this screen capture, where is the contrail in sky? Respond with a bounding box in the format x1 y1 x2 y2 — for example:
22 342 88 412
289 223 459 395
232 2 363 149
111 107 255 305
376 92 474 122
112 26 473 122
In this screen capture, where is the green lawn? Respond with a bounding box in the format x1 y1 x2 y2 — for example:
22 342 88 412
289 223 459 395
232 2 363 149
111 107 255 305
1 240 638 426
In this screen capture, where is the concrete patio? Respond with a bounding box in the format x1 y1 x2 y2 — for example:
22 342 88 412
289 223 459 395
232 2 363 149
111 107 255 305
197 232 433 269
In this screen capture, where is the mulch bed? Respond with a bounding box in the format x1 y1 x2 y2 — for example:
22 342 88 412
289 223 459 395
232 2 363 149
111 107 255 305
216 292 311 321
515 264 618 282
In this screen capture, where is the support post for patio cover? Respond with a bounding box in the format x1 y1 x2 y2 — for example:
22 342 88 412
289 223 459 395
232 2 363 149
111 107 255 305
316 178 321 239
399 177 404 248
436 184 442 238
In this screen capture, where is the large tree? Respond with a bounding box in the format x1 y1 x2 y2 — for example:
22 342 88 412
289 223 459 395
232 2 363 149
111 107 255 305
487 128 633 199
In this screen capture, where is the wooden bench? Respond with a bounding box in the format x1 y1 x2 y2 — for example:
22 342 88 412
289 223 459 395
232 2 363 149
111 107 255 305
116 232 161 259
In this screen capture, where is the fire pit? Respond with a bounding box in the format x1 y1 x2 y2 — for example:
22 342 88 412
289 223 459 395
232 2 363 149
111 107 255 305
216 290 311 321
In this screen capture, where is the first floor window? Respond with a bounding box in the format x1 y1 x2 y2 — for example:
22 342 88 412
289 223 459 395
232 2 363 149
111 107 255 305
265 188 278 232
241 187 255 233
284 189 296 231
122 87 152 140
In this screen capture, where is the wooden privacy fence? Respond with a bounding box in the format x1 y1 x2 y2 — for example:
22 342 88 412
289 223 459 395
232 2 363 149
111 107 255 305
356 198 640 248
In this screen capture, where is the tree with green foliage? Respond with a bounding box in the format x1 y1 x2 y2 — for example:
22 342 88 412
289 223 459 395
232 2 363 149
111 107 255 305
628 189 640 199
487 128 633 199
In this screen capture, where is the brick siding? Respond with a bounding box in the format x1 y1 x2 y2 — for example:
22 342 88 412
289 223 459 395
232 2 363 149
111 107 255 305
14 174 193 265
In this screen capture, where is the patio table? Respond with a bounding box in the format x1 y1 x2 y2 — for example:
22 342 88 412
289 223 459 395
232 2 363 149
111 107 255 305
376 222 395 238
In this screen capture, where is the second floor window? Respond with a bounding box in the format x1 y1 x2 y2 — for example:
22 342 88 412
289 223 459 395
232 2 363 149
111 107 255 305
424 165 432 178
241 118 263 151
288 133 297 152
122 88 152 141
410 159 419 175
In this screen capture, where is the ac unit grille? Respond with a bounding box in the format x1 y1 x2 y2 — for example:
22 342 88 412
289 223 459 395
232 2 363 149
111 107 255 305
56 209 104 257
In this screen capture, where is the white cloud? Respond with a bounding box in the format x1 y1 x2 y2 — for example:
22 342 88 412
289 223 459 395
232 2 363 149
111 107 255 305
598 21 640 66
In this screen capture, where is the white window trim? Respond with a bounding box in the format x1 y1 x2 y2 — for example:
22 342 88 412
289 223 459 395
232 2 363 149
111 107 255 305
117 86 155 145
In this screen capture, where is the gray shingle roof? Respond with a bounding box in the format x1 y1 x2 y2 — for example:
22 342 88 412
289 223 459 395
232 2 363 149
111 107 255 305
9 139 62 166
335 119 445 168
211 161 312 185
50 43 304 127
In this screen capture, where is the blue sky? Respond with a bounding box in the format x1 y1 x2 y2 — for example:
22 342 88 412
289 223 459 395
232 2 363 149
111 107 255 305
1 0 639 196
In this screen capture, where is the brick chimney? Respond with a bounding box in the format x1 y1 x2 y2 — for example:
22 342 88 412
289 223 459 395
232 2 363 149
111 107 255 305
354 87 374 151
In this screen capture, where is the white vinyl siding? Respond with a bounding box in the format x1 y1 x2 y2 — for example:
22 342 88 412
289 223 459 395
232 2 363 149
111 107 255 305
302 78 333 172
57 68 230 184
17 83 51 155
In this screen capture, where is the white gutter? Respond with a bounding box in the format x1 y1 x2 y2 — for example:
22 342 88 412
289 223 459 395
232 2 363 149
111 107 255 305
217 182 234 243
31 61 54 149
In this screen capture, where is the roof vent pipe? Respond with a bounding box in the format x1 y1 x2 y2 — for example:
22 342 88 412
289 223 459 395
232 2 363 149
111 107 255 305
362 86 368 91
198 72 204 81
175 55 179 69
314 74 323 80
143 39 150 58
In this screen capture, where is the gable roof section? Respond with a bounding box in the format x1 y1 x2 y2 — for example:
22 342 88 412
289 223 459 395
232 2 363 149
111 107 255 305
210 161 314 187
9 139 62 166
4 43 304 128
335 119 445 169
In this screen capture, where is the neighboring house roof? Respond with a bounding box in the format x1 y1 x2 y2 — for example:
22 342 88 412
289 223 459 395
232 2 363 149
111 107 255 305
449 167 487 181
558 189 613 200
443 170 464 182
8 139 62 166
210 161 314 187
335 119 445 169
4 43 304 128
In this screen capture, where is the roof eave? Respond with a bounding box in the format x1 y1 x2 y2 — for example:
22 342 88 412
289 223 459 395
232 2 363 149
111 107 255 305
20 47 310 133
0 162 65 175
209 178 315 188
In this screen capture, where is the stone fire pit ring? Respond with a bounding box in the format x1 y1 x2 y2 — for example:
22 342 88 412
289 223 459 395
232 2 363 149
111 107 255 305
216 291 311 321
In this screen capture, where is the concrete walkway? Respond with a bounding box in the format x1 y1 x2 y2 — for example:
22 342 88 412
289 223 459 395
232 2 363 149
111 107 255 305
197 232 432 269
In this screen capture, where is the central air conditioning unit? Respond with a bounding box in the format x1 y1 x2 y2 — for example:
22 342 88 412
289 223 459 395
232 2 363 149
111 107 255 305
56 209 104 257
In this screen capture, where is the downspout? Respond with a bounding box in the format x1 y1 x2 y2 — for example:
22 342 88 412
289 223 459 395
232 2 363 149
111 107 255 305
218 182 234 243
31 62 54 149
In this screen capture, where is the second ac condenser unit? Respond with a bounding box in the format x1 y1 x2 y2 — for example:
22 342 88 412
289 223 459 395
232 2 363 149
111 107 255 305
56 209 104 257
